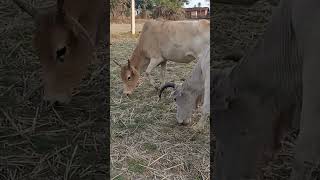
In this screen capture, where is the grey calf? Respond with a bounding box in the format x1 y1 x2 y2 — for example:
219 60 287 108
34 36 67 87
159 46 210 130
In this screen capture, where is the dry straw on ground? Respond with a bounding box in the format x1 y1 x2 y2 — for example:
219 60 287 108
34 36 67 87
213 0 319 179
0 0 108 179
110 30 210 179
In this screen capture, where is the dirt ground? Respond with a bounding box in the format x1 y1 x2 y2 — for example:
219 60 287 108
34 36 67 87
110 24 144 34
111 19 146 35
110 23 210 179
0 1 108 179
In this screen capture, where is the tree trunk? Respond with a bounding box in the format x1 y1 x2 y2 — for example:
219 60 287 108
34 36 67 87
131 0 135 34
142 0 147 19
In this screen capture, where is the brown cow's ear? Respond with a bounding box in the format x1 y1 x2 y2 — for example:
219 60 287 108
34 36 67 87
57 0 64 14
55 0 65 23
56 0 95 49
64 15 95 49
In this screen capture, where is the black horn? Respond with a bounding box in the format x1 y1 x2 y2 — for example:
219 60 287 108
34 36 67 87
159 82 176 99
112 59 122 67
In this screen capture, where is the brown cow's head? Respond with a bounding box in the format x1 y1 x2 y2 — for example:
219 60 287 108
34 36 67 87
13 0 95 103
119 60 139 96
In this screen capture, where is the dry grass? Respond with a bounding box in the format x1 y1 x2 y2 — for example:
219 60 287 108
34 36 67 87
213 0 320 179
0 0 108 179
110 26 210 179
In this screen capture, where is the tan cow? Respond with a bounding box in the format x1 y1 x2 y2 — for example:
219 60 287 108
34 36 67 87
116 19 210 95
12 0 107 103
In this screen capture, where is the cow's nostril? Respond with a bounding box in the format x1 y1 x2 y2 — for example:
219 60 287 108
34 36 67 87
182 122 188 126
53 101 59 106
178 122 187 126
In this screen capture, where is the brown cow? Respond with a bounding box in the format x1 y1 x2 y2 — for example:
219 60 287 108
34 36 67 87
116 19 210 96
12 0 106 103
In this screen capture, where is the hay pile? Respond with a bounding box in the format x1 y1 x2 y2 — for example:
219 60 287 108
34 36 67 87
212 1 319 179
0 1 108 179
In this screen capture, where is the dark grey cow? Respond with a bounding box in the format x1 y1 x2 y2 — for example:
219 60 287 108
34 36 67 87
212 0 320 179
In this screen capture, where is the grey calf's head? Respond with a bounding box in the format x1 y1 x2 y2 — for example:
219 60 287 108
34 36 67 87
159 82 198 125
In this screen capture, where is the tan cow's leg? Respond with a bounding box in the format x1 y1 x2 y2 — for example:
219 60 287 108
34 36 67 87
160 61 167 85
146 58 163 89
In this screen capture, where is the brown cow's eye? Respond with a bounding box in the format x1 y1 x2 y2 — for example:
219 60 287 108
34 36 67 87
56 46 67 62
127 76 131 81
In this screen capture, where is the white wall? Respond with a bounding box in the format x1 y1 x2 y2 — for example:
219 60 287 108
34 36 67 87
183 0 210 8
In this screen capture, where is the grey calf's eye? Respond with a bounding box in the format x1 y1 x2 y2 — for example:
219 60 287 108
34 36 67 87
56 46 67 62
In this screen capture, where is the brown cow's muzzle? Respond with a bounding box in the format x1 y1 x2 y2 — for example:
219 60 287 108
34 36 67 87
43 92 71 104
123 86 133 96
123 90 132 96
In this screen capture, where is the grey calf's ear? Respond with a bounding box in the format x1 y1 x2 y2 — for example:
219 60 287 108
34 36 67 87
222 49 244 62
211 69 235 111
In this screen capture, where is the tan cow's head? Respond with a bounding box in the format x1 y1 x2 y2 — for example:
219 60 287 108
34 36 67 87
13 0 95 103
114 60 139 96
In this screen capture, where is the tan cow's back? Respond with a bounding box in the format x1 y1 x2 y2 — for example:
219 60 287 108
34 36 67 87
137 19 210 63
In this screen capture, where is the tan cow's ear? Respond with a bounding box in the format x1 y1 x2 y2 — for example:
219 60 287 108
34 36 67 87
212 69 235 111
128 59 131 68
131 66 138 74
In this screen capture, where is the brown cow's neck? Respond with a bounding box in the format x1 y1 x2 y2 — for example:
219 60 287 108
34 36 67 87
129 45 145 72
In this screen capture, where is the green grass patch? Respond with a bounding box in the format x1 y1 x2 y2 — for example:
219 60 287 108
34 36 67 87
143 142 157 152
127 159 146 174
